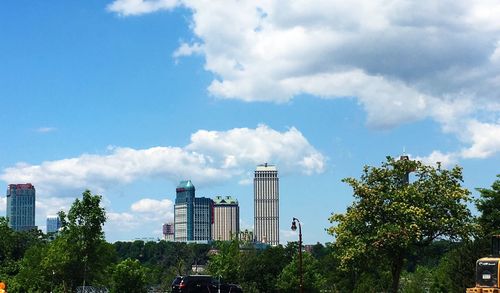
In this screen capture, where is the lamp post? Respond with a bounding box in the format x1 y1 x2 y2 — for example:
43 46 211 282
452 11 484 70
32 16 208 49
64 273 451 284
291 217 303 293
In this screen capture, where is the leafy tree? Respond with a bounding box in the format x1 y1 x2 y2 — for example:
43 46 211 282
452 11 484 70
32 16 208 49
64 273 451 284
276 252 327 292
13 243 52 292
40 190 115 291
238 245 290 293
476 175 500 235
400 266 434 293
328 157 475 293
111 258 148 293
207 240 240 283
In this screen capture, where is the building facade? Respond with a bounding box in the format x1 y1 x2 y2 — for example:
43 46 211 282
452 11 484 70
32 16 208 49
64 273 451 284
212 196 239 241
174 180 195 242
174 180 213 242
193 197 213 241
46 215 62 234
254 164 279 245
6 183 36 231
163 223 174 241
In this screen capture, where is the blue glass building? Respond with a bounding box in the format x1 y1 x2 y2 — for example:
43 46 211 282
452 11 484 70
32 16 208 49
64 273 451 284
46 215 62 234
6 183 36 231
174 180 213 242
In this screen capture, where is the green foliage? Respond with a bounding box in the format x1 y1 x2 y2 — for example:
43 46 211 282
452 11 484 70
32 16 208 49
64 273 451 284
431 239 488 293
329 157 475 293
276 252 327 292
207 239 240 282
476 175 500 235
400 266 434 293
12 190 116 292
110 258 148 293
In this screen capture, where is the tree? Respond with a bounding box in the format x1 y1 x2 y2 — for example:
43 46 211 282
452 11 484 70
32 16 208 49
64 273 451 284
476 175 500 235
276 252 327 292
328 157 475 293
207 240 241 283
111 259 148 293
40 190 115 291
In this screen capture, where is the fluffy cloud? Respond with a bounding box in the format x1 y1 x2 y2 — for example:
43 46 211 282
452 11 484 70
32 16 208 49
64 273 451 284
1 125 325 197
106 198 174 238
461 120 500 159
413 151 458 169
131 198 174 221
0 197 6 212
107 0 179 16
108 0 500 159
186 125 325 173
413 119 500 164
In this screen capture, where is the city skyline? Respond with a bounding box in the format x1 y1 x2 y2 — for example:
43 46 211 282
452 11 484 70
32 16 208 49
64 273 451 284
1 1 500 244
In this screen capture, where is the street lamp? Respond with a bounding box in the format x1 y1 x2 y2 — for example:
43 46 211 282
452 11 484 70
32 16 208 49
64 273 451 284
291 217 303 293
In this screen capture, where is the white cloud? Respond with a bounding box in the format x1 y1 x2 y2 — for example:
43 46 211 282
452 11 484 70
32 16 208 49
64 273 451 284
461 120 500 159
36 127 56 133
0 197 6 212
491 40 500 62
106 0 500 159
107 212 139 231
106 198 174 238
107 0 179 16
131 198 174 221
173 42 204 59
1 125 325 197
413 151 458 169
186 124 326 174
171 0 499 120
414 119 500 164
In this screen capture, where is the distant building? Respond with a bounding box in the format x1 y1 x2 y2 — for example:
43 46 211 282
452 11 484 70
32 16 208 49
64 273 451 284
193 197 213 241
174 180 213 242
163 223 174 241
212 196 239 241
46 215 62 234
238 229 254 243
254 163 279 245
6 183 37 231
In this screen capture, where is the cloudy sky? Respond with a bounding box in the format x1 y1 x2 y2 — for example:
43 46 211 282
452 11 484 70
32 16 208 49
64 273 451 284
1 0 499 243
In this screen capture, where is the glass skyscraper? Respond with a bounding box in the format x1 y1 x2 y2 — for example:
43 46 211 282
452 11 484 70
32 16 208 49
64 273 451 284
6 183 36 231
46 215 62 234
254 164 279 245
174 180 213 242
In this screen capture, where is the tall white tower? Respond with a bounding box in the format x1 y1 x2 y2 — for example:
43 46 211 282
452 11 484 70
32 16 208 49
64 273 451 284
254 163 279 245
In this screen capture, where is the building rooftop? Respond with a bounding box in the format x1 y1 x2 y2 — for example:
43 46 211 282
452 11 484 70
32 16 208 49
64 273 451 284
256 163 277 171
8 183 35 190
177 180 195 190
213 195 238 205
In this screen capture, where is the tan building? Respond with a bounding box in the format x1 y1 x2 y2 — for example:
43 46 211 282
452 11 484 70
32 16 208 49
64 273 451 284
212 196 239 241
254 163 279 246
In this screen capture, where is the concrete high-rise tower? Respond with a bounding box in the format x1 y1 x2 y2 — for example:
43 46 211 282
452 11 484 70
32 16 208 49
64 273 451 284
212 196 239 241
254 163 279 245
6 183 36 231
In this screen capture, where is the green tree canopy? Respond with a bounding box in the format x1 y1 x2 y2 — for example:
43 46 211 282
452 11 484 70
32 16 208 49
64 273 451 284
111 258 148 293
476 175 500 235
328 157 476 293
276 252 326 292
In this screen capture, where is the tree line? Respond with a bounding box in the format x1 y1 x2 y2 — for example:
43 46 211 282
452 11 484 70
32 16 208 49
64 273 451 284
0 157 499 292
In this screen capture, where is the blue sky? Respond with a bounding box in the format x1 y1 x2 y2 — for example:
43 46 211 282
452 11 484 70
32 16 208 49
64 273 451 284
1 0 499 244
